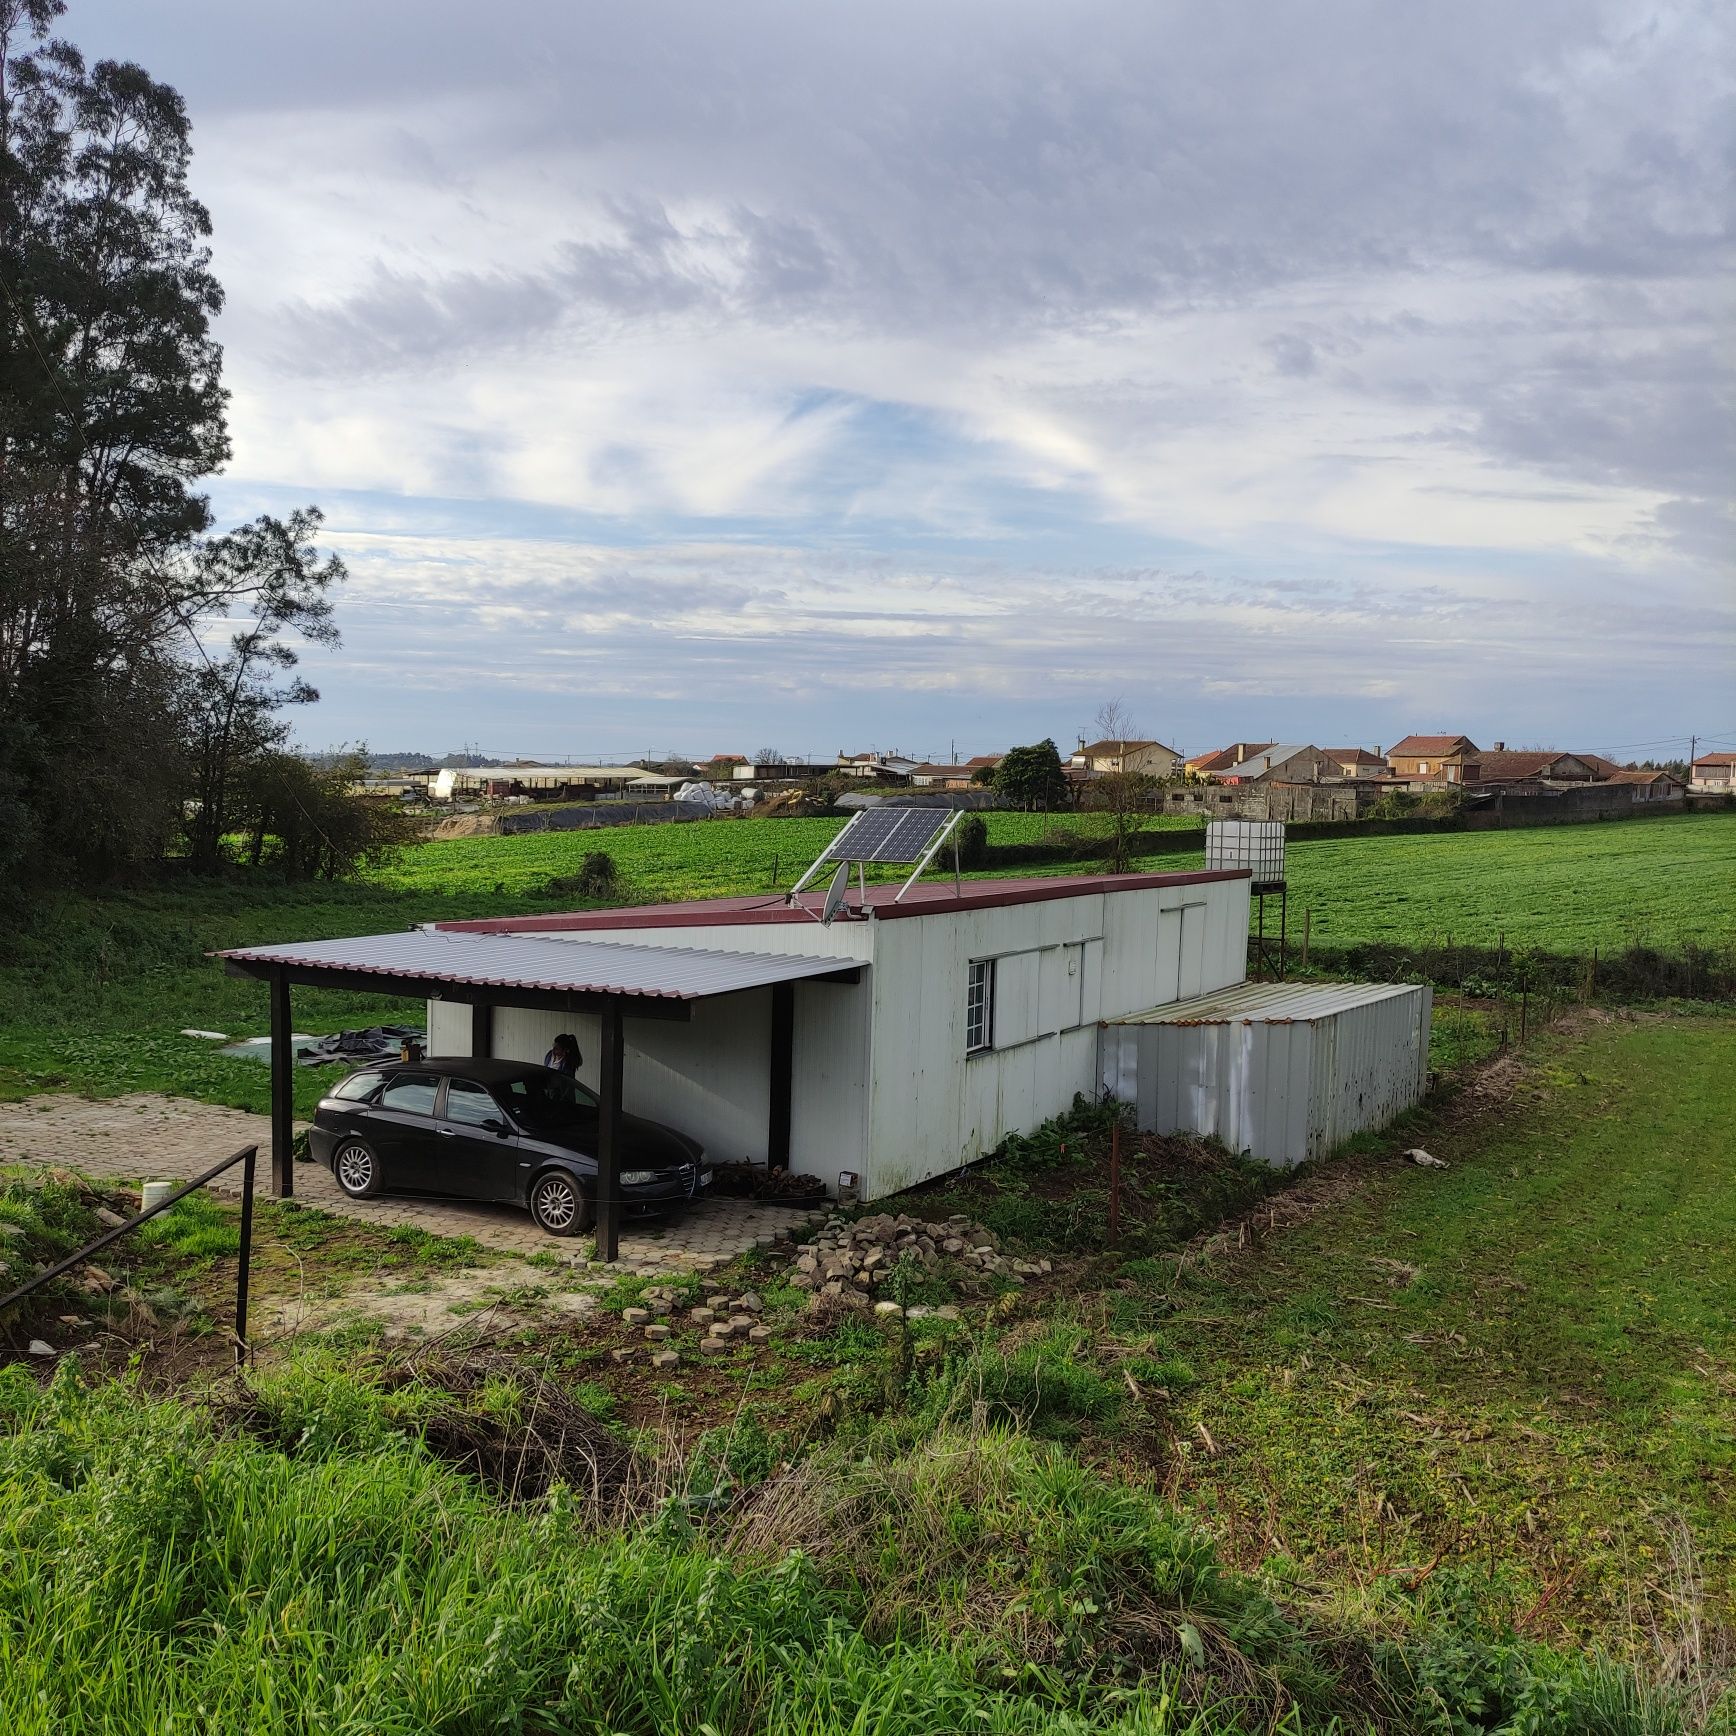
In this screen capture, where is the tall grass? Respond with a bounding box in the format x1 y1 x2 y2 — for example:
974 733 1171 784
1 1358 1704 1735
0 1365 1284 1736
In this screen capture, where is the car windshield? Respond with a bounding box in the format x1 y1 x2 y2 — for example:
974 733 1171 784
495 1071 599 1130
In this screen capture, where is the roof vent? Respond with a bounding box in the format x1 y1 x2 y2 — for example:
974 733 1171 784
1493 740 1505 752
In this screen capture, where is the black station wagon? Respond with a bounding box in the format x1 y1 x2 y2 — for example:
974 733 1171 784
306 1057 711 1236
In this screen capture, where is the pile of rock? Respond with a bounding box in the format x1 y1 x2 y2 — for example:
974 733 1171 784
614 1280 775 1365
789 1212 1051 1301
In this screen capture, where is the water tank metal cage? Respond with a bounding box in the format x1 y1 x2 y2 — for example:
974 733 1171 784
1206 820 1288 978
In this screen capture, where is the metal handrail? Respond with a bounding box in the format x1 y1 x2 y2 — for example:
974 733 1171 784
0 1145 258 1365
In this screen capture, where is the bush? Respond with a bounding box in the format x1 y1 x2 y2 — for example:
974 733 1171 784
546 849 622 901
955 813 989 869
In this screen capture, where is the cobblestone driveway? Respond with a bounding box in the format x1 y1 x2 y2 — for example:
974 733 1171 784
0 1093 818 1274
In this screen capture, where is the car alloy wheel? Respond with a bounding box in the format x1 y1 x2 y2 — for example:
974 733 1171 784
529 1171 587 1236
334 1140 379 1199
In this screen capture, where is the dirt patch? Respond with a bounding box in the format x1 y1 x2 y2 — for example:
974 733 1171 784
262 1259 597 1342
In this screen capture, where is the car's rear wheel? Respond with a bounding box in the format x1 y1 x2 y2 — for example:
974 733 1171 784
333 1138 383 1199
528 1169 592 1236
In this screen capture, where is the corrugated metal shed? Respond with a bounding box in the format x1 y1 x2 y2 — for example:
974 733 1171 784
220 929 859 1001
1116 981 1420 1024
1102 979 1431 1166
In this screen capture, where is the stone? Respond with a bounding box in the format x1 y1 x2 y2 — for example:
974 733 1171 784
644 1324 671 1341
737 1292 763 1313
27 1339 54 1356
690 1306 716 1325
729 1314 754 1329
652 1350 680 1369
622 1307 652 1326
934 1306 962 1321
747 1325 773 1344
699 1338 729 1356
942 1237 965 1254
795 1254 818 1275
94 1207 128 1229
874 1301 904 1318
609 1347 634 1364
0 1221 23 1239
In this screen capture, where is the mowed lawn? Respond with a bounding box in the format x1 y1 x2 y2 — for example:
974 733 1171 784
1158 1013 1736 1644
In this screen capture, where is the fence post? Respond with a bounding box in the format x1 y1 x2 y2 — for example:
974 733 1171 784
235 1144 256 1366
1300 907 1311 970
1108 1121 1122 1240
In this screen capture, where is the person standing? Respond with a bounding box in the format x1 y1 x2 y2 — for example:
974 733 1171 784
544 1033 581 1075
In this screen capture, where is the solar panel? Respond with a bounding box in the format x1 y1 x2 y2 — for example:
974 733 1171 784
824 805 954 864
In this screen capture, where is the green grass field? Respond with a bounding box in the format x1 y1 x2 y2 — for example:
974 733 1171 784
1158 1013 1736 1648
4 1015 1730 1731
1 810 1730 1116
377 809 1736 955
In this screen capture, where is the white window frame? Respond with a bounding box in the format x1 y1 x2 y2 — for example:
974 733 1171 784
965 958 995 1054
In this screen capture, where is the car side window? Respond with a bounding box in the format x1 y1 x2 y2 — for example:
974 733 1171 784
377 1075 438 1116
331 1069 386 1102
445 1079 502 1127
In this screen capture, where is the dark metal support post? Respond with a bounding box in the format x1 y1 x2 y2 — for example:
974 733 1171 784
269 971 294 1198
470 1001 493 1059
1108 1121 1122 1239
235 1144 256 1365
596 1006 625 1262
768 980 795 1170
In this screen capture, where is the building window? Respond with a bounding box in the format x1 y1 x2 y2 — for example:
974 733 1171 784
966 959 995 1054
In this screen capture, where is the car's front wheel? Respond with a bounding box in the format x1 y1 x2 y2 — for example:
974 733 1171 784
528 1169 592 1237
332 1138 383 1200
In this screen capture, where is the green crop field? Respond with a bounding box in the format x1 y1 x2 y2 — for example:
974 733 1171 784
1245 813 1736 954
373 808 1736 956
365 809 1204 903
2 810 1729 1117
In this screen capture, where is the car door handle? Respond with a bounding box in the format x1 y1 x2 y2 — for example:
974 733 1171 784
436 1127 455 1138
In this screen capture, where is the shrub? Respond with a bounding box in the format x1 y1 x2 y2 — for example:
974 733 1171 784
545 848 622 901
955 813 989 869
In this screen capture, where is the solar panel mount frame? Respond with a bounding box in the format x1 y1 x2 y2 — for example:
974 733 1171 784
785 805 966 911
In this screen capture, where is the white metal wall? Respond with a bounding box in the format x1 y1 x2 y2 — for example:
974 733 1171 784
424 975 870 1180
862 879 1249 1196
424 875 1249 1200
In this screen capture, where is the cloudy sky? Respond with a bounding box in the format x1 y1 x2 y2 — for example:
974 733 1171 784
84 0 1736 762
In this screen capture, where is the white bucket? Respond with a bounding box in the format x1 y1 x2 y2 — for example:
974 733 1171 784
139 1180 177 1215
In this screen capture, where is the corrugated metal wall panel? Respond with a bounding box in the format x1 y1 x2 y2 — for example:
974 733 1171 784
1100 981 1430 1166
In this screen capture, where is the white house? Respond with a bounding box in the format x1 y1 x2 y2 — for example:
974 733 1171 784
424 869 1250 1199
223 859 1431 1259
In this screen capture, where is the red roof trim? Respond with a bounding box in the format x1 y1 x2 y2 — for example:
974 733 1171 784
437 869 1250 935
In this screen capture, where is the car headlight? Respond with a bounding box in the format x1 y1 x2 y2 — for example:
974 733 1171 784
619 1169 657 1186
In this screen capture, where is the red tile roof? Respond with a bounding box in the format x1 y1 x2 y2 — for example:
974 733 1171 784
1387 734 1478 758
1607 769 1681 784
1186 743 1272 774
438 870 1250 934
1693 752 1736 767
1322 747 1383 765
1477 750 1582 781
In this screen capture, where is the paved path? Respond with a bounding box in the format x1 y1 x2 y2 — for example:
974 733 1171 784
0 1093 818 1274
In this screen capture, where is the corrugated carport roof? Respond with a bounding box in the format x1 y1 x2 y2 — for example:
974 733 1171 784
220 928 860 1003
